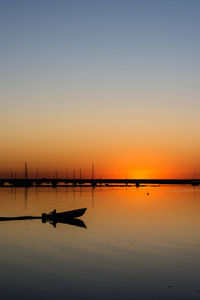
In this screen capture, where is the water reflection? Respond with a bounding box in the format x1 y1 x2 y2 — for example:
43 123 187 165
24 187 28 209
0 186 200 299
45 218 87 229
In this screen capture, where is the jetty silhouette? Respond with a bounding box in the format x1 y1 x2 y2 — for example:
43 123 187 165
2 163 200 187
0 178 199 187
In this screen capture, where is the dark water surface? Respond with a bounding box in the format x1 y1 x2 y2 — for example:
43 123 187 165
0 186 200 299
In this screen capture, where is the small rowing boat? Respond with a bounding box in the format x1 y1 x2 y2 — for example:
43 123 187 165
0 208 87 228
0 208 87 222
42 208 87 221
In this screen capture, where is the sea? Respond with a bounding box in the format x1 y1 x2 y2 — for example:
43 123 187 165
0 185 200 299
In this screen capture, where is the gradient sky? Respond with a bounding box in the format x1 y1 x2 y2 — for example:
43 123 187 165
0 0 200 178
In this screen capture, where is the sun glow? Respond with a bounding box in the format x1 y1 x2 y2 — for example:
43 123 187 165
128 168 166 179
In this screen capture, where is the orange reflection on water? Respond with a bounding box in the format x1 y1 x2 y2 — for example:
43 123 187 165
0 186 200 299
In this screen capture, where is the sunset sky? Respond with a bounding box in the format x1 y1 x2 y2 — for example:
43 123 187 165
1 0 200 178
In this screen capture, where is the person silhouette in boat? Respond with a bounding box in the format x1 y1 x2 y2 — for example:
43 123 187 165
50 209 56 218
47 209 57 228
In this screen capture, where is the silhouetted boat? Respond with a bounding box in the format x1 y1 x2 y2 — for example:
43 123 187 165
0 208 87 222
42 208 87 221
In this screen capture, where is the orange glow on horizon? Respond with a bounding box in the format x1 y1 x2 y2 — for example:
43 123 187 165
0 163 197 179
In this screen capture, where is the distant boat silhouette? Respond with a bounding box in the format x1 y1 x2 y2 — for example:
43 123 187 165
41 208 87 221
0 208 87 229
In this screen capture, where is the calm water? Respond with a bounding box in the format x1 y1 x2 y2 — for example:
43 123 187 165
0 186 200 299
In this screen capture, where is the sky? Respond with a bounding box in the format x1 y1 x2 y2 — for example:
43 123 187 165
0 0 200 178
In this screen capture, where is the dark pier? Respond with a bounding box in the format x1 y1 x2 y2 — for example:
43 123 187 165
0 178 200 187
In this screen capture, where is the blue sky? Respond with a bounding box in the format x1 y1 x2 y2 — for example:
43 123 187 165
0 0 200 177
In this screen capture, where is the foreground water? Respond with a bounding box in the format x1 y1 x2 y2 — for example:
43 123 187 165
0 186 200 299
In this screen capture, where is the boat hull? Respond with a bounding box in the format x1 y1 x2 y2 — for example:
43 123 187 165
0 208 87 222
42 208 87 221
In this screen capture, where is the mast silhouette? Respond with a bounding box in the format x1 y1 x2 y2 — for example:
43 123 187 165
92 163 94 179
24 162 28 179
36 168 39 180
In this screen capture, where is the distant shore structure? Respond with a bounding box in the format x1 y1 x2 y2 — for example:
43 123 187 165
1 162 200 188
0 178 199 188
